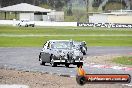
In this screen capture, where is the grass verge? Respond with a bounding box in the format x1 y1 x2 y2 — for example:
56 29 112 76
0 26 132 35
113 56 132 65
0 36 132 47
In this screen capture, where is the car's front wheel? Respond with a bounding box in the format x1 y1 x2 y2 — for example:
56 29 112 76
39 58 45 65
77 63 83 68
65 63 70 68
83 51 86 55
32 24 35 27
25 24 28 27
50 57 57 67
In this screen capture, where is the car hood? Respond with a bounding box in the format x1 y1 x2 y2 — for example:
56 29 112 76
53 49 73 54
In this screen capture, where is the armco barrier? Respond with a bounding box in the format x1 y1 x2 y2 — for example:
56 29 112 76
77 23 132 28
0 20 77 27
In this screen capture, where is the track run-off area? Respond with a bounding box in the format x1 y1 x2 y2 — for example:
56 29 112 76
0 47 132 87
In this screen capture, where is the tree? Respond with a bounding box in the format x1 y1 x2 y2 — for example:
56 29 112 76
0 0 3 7
1 0 40 7
130 0 132 10
85 0 89 19
67 3 72 16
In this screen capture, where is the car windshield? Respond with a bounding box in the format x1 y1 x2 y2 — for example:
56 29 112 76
51 41 72 49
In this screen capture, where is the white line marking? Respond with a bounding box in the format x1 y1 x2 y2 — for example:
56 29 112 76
122 84 132 87
0 85 29 88
110 66 124 70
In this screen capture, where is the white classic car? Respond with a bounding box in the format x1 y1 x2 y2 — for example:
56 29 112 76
39 40 84 67
18 19 35 27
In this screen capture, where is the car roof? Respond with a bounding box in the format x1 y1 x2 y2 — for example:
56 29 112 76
73 41 81 43
49 40 71 42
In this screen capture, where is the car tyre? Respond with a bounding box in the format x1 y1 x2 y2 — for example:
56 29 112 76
25 24 28 27
39 58 45 65
50 57 57 67
65 63 70 68
77 63 83 68
83 51 86 55
32 24 35 27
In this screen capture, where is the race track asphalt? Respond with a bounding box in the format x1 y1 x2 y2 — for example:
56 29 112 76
0 47 132 86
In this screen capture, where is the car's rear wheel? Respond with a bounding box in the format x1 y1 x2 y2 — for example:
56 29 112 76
65 63 70 68
50 57 57 67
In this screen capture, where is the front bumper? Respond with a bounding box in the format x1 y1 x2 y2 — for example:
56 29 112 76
53 55 83 64
53 59 84 64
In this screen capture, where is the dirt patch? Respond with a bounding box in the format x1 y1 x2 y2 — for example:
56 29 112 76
84 54 132 67
0 69 131 88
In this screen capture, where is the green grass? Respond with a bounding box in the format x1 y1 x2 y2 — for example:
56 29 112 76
0 26 132 35
113 56 132 65
0 26 132 47
0 36 132 47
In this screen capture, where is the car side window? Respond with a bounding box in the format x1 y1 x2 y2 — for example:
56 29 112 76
43 41 49 49
47 42 50 49
44 42 47 46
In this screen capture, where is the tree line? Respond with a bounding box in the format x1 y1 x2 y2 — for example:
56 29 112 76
0 0 40 7
0 0 73 15
0 0 69 9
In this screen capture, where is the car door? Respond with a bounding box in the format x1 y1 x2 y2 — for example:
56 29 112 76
41 41 50 62
41 41 51 63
